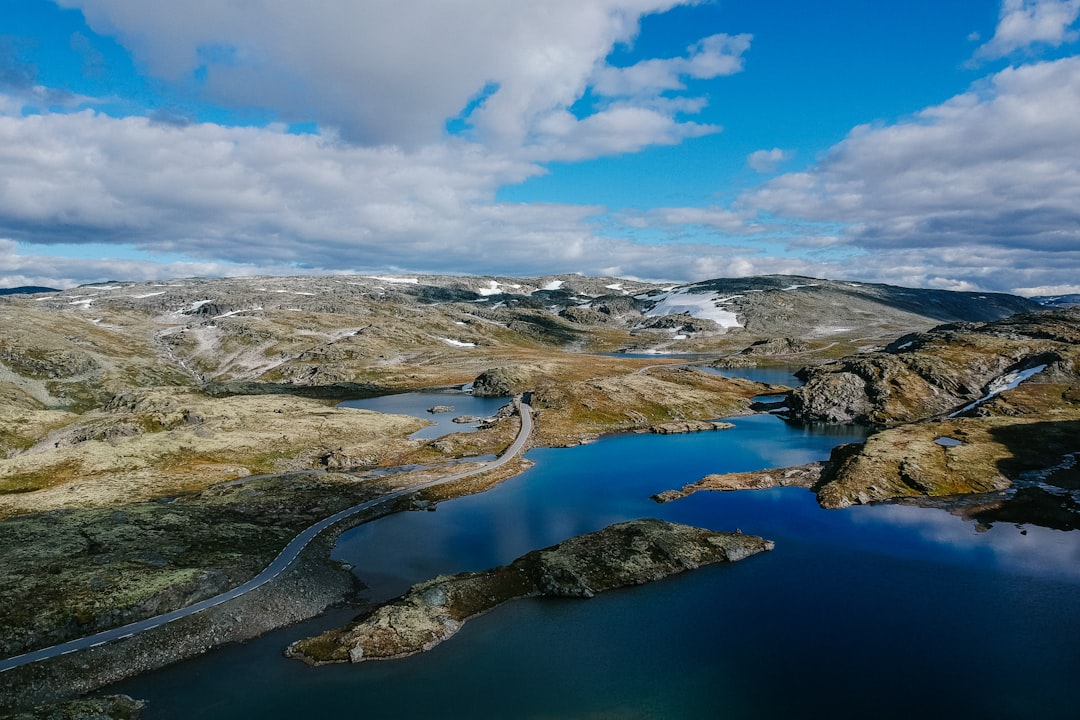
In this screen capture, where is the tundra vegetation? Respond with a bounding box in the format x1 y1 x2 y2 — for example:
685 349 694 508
0 273 1070 717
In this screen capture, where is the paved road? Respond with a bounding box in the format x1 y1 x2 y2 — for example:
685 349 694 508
0 401 533 674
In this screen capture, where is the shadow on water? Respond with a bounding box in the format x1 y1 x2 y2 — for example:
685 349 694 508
964 420 1080 531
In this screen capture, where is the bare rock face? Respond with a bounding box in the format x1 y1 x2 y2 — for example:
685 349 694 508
471 366 532 397
741 337 810 356
287 519 773 664
787 309 1080 426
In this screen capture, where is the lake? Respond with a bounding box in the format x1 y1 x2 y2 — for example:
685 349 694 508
114 384 1080 719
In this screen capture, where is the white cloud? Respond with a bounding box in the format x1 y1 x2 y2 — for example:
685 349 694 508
739 56 1080 292
746 147 792 173
975 0 1080 59
57 0 731 159
591 33 752 97
0 102 780 287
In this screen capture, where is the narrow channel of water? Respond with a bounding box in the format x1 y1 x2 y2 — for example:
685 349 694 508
114 384 1080 719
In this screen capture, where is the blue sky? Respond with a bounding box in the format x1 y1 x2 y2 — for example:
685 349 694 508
1 0 1079 294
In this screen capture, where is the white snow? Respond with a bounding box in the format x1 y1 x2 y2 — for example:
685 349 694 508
129 291 165 299
542 280 564 291
672 334 688 340
644 289 742 329
605 283 623 290
442 338 476 348
477 281 503 296
185 300 213 313
366 276 419 284
212 307 262 319
69 298 94 307
895 341 914 351
455 321 467 326
949 364 1048 417
780 283 819 291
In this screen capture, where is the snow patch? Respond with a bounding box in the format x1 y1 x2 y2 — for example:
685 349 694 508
645 289 742 329
366 276 419 284
605 283 623 291
69 298 93 307
129 292 165 299
542 280 564 291
213 307 262 319
895 341 914 351
949 364 1048 417
780 283 819 291
186 300 213 313
442 338 476 348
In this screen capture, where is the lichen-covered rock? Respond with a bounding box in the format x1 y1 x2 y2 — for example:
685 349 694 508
287 519 773 664
741 337 810 356
1 694 145 720
788 309 1080 426
471 367 533 397
650 420 734 434
654 462 827 502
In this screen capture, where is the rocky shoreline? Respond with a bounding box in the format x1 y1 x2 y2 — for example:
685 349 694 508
287 519 773 664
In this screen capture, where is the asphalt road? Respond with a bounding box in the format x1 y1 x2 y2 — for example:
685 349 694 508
0 401 533 674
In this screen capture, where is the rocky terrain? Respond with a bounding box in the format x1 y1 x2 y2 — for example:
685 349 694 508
786 308 1080 425
287 518 773 664
0 694 143 720
658 308 1080 530
0 271 1050 712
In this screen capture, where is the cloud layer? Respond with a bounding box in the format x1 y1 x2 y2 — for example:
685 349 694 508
1 1 1078 295
58 0 725 155
739 56 1080 294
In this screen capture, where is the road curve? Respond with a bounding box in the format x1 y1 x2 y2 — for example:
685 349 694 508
0 400 533 674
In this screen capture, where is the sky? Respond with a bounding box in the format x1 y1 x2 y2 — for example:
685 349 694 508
1 0 1079 295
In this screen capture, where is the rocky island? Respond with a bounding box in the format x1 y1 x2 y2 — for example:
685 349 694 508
0 272 1060 714
287 519 773 664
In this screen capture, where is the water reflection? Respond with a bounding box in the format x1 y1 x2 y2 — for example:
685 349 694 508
338 388 510 439
849 503 1080 579
110 394 1080 719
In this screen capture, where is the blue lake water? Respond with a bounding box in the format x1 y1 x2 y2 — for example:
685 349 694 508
114 389 1080 719
338 389 510 439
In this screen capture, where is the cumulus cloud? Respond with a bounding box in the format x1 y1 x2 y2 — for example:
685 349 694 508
975 0 1080 59
591 33 752 97
746 147 792 173
739 56 1080 291
56 0 731 159
0 103 766 286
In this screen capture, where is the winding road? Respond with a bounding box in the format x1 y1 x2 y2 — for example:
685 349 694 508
0 400 533 674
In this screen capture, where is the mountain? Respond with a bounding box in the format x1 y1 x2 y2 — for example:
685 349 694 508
1034 294 1080 308
0 286 58 296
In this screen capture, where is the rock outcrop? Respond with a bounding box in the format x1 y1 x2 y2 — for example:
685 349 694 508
787 309 1080 425
287 519 773 664
649 420 735 434
470 367 533 397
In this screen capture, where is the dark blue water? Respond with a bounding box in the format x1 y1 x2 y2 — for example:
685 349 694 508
114 395 1080 719
338 389 511 439
700 365 800 387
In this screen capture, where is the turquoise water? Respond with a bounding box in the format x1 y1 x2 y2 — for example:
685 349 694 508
114 393 1080 719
